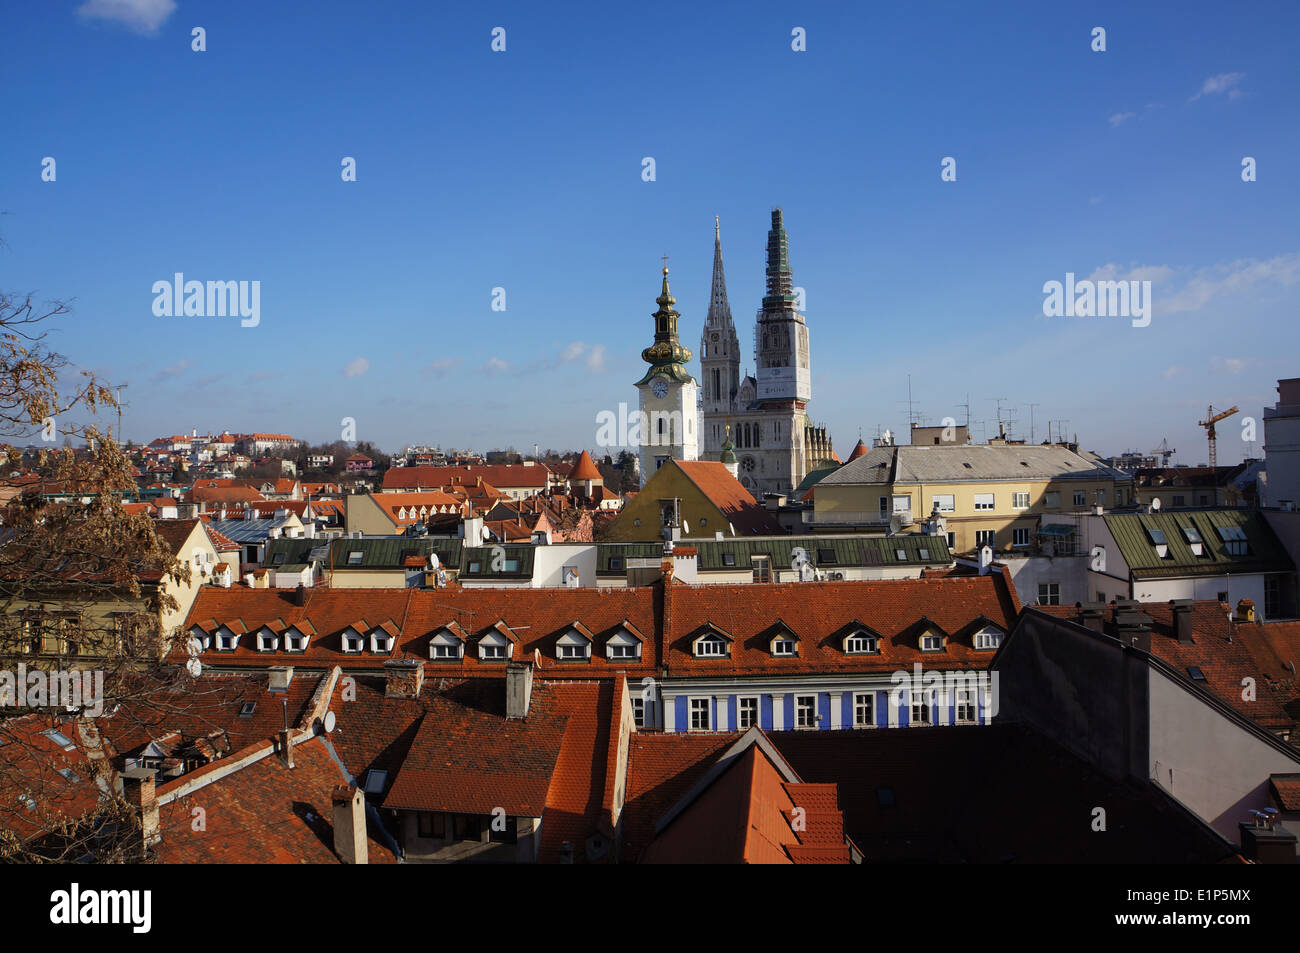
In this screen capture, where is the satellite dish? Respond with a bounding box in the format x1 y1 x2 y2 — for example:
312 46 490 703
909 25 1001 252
429 553 440 571
682 521 689 535
323 710 336 733
186 636 203 655
1151 497 1161 511
186 656 202 678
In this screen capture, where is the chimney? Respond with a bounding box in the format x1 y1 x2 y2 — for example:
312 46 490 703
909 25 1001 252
506 661 534 719
1170 600 1196 644
331 785 369 865
1239 810 1296 863
277 728 295 767
1110 600 1152 652
268 665 294 691
121 767 159 855
1075 602 1106 633
383 658 425 699
1236 597 1256 623
293 583 308 607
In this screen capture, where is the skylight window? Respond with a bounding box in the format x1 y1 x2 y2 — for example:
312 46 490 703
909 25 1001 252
895 549 908 560
239 702 257 717
816 548 837 564
347 551 364 566
919 549 930 560
272 553 286 565
1144 527 1167 546
1187 666 1206 682
43 729 74 750
721 553 735 567
1181 526 1202 544
609 557 623 570
363 769 389 794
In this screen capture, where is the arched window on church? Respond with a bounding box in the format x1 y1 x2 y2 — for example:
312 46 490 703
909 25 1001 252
754 423 760 448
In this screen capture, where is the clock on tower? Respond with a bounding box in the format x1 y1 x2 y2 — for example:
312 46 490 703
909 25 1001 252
634 265 698 486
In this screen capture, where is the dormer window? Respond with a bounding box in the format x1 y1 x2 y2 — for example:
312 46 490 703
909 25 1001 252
844 631 879 655
284 628 309 652
920 633 943 652
429 626 465 661
1181 525 1205 556
215 628 240 652
1216 524 1249 556
606 625 643 661
772 639 796 657
556 627 592 662
974 627 1004 651
1144 525 1169 558
370 627 396 654
255 628 279 652
190 626 212 651
693 633 728 658
342 629 365 653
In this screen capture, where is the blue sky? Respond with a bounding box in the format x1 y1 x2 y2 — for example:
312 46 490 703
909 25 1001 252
4 0 1298 464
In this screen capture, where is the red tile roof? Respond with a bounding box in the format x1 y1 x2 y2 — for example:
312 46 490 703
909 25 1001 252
154 736 396 863
675 460 783 536
570 451 602 482
384 464 549 491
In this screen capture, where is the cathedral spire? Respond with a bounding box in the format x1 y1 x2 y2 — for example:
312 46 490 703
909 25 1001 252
706 216 733 328
762 207 798 313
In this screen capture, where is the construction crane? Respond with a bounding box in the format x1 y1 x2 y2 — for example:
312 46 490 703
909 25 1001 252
1198 405 1238 469
1150 438 1175 466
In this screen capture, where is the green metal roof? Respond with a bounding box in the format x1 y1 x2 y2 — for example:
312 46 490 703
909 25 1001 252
1104 510 1292 578
263 536 463 573
593 535 950 575
794 463 839 495
1038 524 1078 537
460 543 534 578
596 543 663 576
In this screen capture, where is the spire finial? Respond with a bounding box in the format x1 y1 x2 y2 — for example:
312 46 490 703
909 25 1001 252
715 216 720 242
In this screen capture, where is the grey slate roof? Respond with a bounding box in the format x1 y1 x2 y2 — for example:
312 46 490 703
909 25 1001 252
820 445 1129 486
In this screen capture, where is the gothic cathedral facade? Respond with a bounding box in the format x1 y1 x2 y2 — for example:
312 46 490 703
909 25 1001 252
700 210 833 496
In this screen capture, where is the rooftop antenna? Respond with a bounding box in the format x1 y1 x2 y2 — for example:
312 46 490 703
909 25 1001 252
987 398 1008 440
1026 403 1040 444
957 394 971 429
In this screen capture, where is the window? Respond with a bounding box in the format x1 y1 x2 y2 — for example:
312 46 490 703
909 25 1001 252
418 812 445 839
854 693 874 727
689 697 711 731
947 532 955 549
1095 489 1106 506
347 551 364 566
342 631 364 653
975 530 995 548
1266 576 1280 619
480 642 507 661
608 642 639 660
1044 491 1060 508
845 631 878 654
695 634 727 658
772 639 796 657
919 548 930 560
973 493 994 511
363 769 388 794
955 687 976 724
816 548 837 564
285 631 306 652
892 495 912 514
238 702 257 718
795 695 817 729
431 643 459 660
909 689 932 725
1216 524 1249 556
1012 527 1031 547
921 633 943 651
1038 582 1060 606
722 553 736 567
1072 491 1085 506
895 549 907 560
488 815 518 844
975 628 1003 650
752 556 771 583
879 496 889 517
631 696 645 730
558 644 587 660
1012 492 1030 509
737 697 759 730
272 552 286 566
256 630 277 652
371 631 394 654
609 557 623 571
932 494 955 513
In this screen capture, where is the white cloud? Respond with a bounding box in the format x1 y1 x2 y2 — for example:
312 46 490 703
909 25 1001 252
423 357 461 378
1108 112 1136 127
586 344 606 371
151 358 192 382
344 357 370 378
560 341 586 362
1085 262 1175 285
1164 252 1300 314
482 357 509 375
1190 72 1245 102
1214 357 1247 375
76 0 177 35
1163 366 1182 379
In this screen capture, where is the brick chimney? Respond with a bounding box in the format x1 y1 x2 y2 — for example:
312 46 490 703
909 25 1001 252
277 728 294 768
293 583 308 607
1236 597 1256 622
506 661 533 720
383 658 425 699
332 785 369 865
1169 600 1196 644
121 767 159 856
